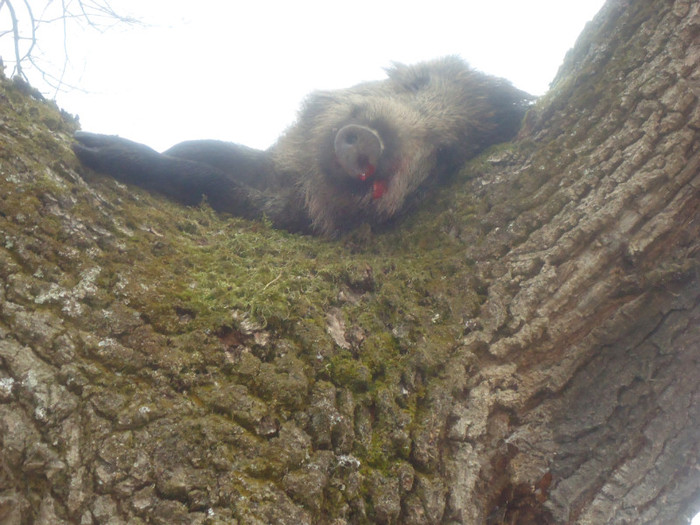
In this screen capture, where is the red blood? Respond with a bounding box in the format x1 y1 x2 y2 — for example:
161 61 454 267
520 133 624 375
359 164 376 181
372 180 387 199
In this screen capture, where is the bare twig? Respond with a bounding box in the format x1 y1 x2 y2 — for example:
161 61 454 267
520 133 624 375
20 0 37 65
2 0 27 79
0 0 137 94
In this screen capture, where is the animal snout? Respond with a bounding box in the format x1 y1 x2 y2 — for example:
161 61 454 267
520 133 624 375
334 124 384 181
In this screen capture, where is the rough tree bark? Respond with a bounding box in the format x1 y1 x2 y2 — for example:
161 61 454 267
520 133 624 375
0 0 698 524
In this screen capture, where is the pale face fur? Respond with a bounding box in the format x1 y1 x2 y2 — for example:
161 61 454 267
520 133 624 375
272 57 530 235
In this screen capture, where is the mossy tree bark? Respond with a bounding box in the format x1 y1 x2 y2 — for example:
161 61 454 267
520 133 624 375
0 0 698 524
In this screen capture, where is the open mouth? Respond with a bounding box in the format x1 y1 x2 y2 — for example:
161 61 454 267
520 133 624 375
338 163 388 200
353 160 388 199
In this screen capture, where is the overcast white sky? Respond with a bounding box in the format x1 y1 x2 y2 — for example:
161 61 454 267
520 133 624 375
5 1 606 151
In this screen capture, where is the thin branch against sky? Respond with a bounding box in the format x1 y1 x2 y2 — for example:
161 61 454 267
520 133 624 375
1 1 606 151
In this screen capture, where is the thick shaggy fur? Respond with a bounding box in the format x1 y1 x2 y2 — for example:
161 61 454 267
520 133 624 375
74 57 532 236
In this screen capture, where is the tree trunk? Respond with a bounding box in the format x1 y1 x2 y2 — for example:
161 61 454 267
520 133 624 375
0 0 698 524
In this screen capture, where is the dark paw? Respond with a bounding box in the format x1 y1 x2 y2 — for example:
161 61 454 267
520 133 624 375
72 132 159 177
74 131 122 148
72 140 108 172
74 131 143 154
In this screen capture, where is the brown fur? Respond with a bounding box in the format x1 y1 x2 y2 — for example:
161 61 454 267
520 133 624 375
73 57 532 236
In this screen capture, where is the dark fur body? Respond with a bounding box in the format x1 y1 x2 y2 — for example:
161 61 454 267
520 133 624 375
73 57 532 235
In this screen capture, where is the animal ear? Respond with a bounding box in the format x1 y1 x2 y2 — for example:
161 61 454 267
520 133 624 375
298 90 344 122
385 61 432 93
387 56 474 93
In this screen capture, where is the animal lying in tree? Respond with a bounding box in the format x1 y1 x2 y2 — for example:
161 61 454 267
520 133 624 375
73 57 532 236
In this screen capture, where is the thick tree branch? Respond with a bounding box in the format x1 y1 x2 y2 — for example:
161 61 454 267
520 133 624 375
0 0 697 523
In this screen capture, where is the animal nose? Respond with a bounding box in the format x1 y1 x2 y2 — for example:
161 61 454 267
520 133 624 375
334 124 384 181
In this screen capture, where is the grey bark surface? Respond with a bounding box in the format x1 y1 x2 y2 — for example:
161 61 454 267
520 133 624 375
0 0 698 524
